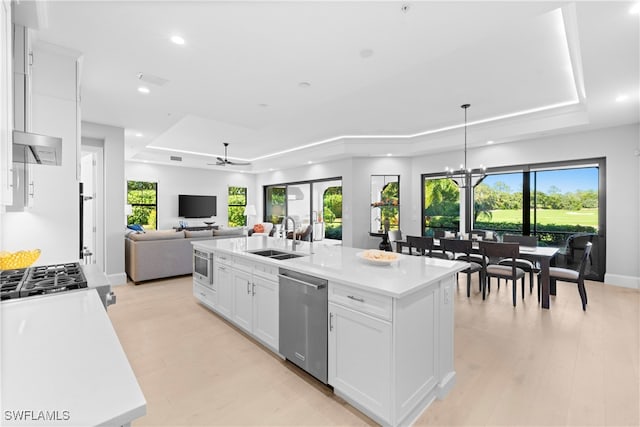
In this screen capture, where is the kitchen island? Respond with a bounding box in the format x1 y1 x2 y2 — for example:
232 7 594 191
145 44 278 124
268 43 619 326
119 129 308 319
193 236 465 426
1 287 146 426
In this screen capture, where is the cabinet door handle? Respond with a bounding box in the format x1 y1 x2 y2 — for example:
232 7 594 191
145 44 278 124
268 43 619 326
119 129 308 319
252 282 256 296
247 281 251 294
347 295 365 303
329 312 334 331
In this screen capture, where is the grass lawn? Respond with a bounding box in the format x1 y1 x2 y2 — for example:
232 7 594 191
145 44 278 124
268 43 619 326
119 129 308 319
478 208 598 228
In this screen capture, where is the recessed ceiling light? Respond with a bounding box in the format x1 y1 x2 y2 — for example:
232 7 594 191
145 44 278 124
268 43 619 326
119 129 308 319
269 168 274 172
298 81 311 88
135 132 143 137
616 94 629 102
386 153 392 157
401 4 410 13
487 140 494 145
630 3 640 14
258 103 268 108
170 35 185 45
360 49 374 59
307 160 313 164
137 86 150 94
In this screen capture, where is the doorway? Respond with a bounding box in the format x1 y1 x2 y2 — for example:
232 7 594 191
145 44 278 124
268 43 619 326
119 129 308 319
80 142 105 270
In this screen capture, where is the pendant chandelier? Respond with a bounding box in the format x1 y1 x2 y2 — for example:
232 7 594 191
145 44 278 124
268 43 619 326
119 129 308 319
445 103 486 188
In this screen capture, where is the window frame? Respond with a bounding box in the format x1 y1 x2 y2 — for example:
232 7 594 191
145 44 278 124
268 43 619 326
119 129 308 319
126 180 158 230
228 186 247 227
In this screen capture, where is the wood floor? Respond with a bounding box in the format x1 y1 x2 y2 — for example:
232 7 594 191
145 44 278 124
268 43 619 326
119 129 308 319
108 274 640 426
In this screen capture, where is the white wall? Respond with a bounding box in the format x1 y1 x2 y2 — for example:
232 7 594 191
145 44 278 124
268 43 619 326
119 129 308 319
125 162 256 230
82 122 125 285
2 44 80 265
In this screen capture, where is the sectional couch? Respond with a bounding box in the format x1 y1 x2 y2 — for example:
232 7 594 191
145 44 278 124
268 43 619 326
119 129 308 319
124 228 244 284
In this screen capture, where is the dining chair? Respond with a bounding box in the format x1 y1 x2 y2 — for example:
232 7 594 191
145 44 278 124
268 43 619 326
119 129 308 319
499 234 539 293
388 230 410 254
479 241 526 307
546 242 592 310
406 236 452 259
441 238 483 298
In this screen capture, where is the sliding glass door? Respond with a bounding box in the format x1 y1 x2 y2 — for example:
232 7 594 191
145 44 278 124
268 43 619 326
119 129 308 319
264 178 342 241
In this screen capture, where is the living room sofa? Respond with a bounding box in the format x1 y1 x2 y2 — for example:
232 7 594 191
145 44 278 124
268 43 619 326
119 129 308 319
125 228 244 284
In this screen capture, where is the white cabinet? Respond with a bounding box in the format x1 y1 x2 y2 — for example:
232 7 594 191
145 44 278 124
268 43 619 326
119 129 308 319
229 263 279 351
251 274 279 350
328 279 455 427
215 262 233 319
328 302 392 422
193 282 215 309
0 0 12 205
196 250 279 352
231 268 252 333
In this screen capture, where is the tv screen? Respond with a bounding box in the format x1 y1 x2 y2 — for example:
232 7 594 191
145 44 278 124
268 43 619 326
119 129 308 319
178 194 217 218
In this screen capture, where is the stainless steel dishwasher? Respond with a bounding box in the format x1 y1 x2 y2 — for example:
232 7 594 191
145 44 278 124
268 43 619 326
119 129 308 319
278 268 328 384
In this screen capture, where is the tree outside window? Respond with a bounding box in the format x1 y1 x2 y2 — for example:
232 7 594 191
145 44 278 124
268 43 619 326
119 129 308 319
228 186 247 227
127 181 157 230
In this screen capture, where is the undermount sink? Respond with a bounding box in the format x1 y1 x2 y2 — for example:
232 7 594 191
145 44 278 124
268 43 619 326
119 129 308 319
248 249 307 260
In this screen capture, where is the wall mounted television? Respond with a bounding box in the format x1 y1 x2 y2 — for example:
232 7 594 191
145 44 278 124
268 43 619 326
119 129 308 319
178 194 217 218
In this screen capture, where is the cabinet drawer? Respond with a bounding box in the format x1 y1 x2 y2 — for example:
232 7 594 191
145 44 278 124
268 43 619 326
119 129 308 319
215 253 232 265
329 282 392 321
193 282 216 307
232 256 254 273
253 261 278 279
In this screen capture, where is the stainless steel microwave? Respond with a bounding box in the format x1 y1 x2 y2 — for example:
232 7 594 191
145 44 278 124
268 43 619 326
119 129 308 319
193 249 213 286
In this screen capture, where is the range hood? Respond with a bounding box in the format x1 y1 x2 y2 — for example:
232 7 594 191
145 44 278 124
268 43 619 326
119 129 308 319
12 130 62 165
12 24 62 165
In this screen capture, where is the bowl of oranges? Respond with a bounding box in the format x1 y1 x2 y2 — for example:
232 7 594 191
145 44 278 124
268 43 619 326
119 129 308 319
0 249 41 270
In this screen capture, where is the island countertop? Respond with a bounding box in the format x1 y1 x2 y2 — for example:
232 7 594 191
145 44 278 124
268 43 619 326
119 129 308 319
193 236 466 298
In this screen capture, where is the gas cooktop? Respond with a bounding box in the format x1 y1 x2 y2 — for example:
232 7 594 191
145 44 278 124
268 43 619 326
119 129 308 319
0 262 88 301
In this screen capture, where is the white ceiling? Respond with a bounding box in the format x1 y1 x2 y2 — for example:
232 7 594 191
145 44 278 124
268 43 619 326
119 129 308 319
20 1 640 172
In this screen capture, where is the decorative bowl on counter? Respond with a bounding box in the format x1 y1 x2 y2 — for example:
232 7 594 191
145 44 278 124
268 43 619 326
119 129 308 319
0 249 41 270
356 250 399 266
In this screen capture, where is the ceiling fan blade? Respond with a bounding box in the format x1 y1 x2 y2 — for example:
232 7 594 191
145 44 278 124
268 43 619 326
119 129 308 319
227 160 251 166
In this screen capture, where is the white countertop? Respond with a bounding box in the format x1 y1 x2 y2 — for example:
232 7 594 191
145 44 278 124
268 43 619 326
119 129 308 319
1 289 146 426
193 236 466 298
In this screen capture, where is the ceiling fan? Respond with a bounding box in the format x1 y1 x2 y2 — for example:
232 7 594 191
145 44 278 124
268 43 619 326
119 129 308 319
208 143 251 166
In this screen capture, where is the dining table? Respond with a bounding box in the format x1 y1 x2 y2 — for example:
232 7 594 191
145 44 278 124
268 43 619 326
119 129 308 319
395 238 559 309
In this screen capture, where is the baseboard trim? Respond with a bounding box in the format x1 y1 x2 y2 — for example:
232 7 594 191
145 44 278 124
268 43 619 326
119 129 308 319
107 272 128 286
604 273 640 290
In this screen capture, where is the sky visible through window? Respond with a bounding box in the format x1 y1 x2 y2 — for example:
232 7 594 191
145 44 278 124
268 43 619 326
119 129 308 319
483 168 598 193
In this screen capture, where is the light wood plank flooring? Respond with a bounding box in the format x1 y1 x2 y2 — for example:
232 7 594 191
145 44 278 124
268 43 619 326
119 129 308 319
108 275 639 426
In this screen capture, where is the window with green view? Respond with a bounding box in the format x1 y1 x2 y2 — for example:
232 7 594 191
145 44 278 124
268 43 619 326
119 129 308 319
127 181 157 230
228 186 247 227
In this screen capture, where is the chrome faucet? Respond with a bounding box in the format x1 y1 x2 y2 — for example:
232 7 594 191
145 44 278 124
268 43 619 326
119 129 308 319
283 215 298 248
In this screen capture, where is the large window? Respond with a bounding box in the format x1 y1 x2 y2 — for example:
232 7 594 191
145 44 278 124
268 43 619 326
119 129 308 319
126 180 157 230
423 177 460 235
422 159 605 280
228 186 247 227
474 172 524 234
471 161 604 280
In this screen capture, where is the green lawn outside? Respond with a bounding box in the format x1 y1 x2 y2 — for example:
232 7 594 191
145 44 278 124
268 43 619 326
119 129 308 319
478 208 598 228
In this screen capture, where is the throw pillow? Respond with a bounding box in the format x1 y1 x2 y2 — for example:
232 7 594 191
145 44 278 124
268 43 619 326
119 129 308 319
253 223 265 233
127 224 144 232
444 231 455 239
